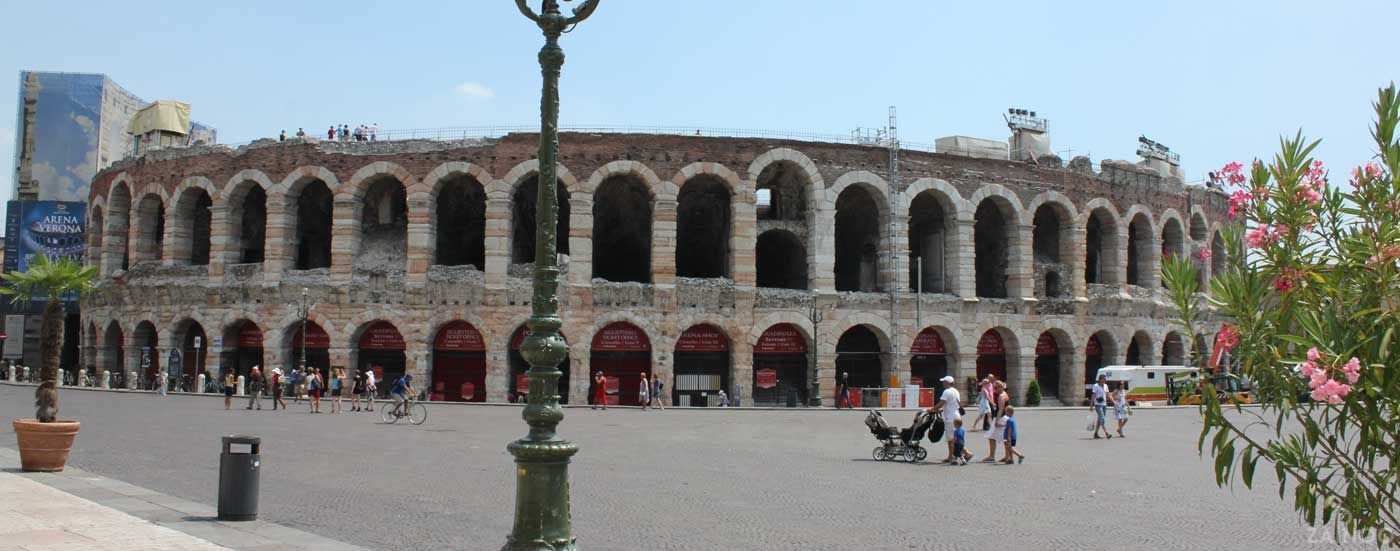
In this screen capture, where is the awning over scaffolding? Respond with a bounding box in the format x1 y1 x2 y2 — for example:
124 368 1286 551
127 100 191 135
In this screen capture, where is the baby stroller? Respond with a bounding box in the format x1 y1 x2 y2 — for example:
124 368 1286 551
865 409 944 462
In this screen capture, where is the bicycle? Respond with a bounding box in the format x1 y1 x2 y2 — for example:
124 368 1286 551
381 395 427 425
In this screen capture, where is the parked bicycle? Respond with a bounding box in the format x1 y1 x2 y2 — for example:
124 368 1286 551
380 395 427 425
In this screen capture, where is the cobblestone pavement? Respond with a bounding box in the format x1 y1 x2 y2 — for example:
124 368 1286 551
0 385 1373 550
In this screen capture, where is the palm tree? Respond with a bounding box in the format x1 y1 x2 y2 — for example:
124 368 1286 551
0 255 97 422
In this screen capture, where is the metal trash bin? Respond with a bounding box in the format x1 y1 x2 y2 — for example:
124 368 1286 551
218 435 261 521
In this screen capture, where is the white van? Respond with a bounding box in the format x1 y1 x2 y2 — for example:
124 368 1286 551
1092 365 1198 406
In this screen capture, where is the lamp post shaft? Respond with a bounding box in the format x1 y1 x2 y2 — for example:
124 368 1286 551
506 2 597 549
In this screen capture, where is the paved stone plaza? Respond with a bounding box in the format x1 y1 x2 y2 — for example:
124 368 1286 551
0 385 1369 550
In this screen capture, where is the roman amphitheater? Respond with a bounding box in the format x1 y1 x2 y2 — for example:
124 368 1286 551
79 130 1230 407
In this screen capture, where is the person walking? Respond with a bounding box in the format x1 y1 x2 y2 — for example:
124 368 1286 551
295 128 306 138
933 376 961 463
351 367 367 411
327 126 335 140
982 380 1010 461
837 372 851 409
1001 405 1025 464
222 370 237 410
270 367 285 410
370 123 379 141
591 372 607 410
952 417 973 465
731 382 741 408
330 367 345 413
651 373 665 410
1091 373 1112 439
245 365 264 410
279 130 286 142
718 389 729 407
364 367 377 412
971 376 993 431
1111 382 1131 438
638 373 650 410
307 368 324 413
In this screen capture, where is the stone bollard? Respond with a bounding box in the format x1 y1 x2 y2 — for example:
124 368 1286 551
6 366 14 383
21 367 29 382
197 373 206 393
128 370 138 390
101 371 110 389
237 375 246 396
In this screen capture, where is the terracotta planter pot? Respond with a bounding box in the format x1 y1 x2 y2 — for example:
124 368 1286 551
12 419 80 472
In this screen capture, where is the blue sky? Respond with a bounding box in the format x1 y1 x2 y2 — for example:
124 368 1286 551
2 0 1397 202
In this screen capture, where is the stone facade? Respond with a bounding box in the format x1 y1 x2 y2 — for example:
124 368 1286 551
80 133 1231 406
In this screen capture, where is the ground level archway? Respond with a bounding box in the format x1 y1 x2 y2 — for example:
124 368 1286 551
220 321 264 382
431 321 486 402
289 321 330 381
589 322 651 406
752 323 808 407
975 329 1008 382
836 326 884 407
673 324 729 407
909 327 948 387
357 321 406 399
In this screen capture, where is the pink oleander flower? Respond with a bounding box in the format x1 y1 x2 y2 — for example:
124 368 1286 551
1364 162 1383 179
1297 183 1323 205
1341 357 1361 384
1307 347 1323 363
1220 161 1247 187
1299 361 1317 378
1310 379 1350 404
1245 224 1286 249
1228 190 1250 218
1196 247 1213 261
1218 324 1240 352
1273 276 1294 293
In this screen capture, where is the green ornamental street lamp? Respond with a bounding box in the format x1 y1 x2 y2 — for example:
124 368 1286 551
506 1 599 550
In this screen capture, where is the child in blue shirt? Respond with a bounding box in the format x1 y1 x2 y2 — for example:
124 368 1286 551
952 417 973 465
1001 405 1025 464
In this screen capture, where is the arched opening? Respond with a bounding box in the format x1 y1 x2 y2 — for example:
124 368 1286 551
1126 214 1152 287
133 321 159 390
174 319 208 391
974 199 1013 298
1034 331 1069 401
836 325 884 404
220 321 264 382
511 174 571 265
509 325 570 405
1161 218 1185 288
755 161 808 222
288 321 330 378
357 179 408 274
89 206 105 271
1084 332 1115 401
106 183 132 273
976 329 1009 382
589 322 651 406
1162 332 1187 365
434 175 486 269
238 186 266 263
592 176 652 283
755 229 807 289
1126 331 1150 365
190 192 212 265
1033 203 1073 298
909 327 949 387
752 323 808 407
673 324 729 406
132 195 165 264
834 186 883 292
431 321 486 402
1085 208 1119 286
102 321 124 387
294 180 333 270
1190 213 1208 242
675 176 731 278
169 189 212 266
356 321 406 399
908 190 954 293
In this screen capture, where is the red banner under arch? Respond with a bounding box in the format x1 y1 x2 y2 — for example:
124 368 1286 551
359 322 405 351
911 328 946 355
754 323 806 355
435 321 485 352
977 331 1005 356
675 325 728 353
591 322 650 352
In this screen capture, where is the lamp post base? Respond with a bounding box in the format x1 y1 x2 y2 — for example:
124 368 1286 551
503 439 579 551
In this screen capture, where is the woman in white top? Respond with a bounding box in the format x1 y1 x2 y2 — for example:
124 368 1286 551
1091 374 1112 439
1111 382 1130 437
982 380 1010 461
638 373 650 410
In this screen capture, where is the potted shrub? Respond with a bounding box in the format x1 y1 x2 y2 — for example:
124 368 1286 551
2 255 96 472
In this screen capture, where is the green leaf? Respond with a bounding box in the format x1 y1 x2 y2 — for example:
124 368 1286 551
1242 448 1257 489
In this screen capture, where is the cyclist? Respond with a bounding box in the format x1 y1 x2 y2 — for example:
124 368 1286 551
390 373 415 416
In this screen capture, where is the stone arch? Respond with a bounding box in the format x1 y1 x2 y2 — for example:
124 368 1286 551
1033 325 1077 402
674 164 735 279
755 229 807 289
591 164 655 283
1162 330 1189 365
221 172 272 266
582 160 663 197
103 177 133 275
424 163 489 269
1124 206 1157 288
504 161 579 265
87 201 105 270
831 313 893 352
1159 209 1187 263
130 187 168 264
1125 329 1154 366
968 325 1024 401
346 164 411 274
748 147 825 209
835 322 890 390
831 174 890 292
1081 199 1124 287
277 167 337 271
748 312 816 347
970 187 1024 299
167 177 216 266
906 180 962 294
585 311 663 352
1027 192 1078 298
501 159 583 197
1189 206 1209 241
345 161 417 201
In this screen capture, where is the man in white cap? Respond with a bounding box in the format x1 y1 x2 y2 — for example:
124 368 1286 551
933 375 962 463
